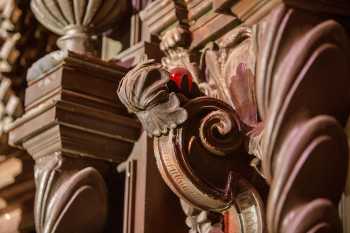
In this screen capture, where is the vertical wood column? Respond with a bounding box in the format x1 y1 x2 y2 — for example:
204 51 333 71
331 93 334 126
118 132 187 233
8 52 141 233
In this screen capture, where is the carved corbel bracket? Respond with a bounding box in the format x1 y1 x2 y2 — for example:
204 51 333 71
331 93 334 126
117 60 265 233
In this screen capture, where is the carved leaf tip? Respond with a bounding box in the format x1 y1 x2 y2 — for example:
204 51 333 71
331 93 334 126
230 62 258 128
117 59 188 137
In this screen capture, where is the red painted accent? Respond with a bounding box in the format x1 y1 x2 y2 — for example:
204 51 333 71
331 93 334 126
224 209 240 233
224 212 229 233
169 67 193 91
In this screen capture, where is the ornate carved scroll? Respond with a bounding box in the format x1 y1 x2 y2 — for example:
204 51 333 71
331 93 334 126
117 60 265 233
255 4 350 233
202 26 264 176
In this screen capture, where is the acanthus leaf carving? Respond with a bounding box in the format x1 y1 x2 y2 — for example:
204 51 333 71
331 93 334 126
201 25 265 175
201 26 257 107
180 199 224 233
117 59 188 136
230 63 258 129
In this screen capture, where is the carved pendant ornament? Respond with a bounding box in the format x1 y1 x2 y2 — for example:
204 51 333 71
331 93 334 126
117 3 350 233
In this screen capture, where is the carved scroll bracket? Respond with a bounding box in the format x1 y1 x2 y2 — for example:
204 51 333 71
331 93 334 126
117 60 265 233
